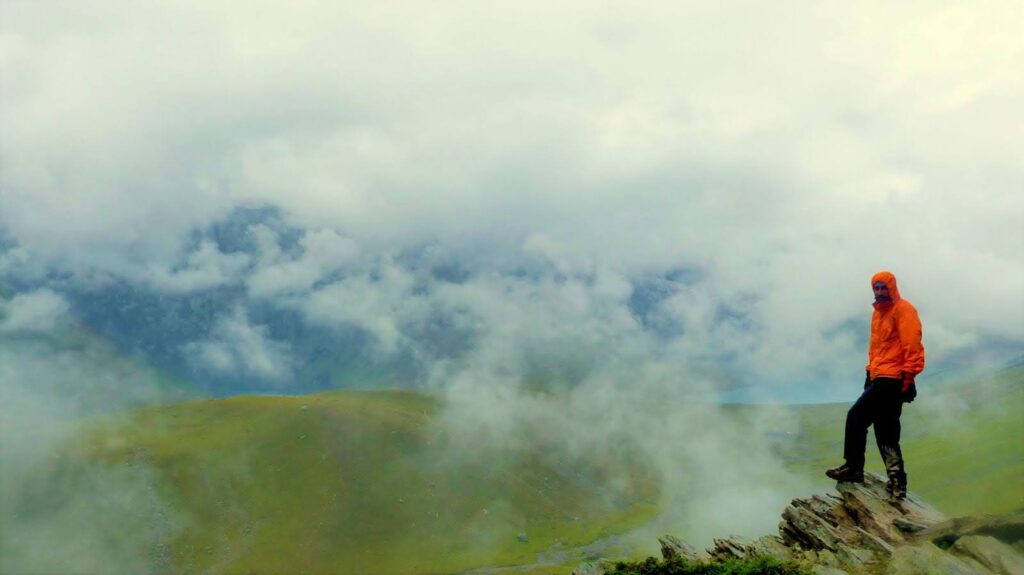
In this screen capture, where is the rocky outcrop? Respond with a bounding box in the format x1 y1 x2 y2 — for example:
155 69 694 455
657 534 703 562
574 472 1024 575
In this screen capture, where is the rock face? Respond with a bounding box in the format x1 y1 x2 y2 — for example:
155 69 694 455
575 472 1024 575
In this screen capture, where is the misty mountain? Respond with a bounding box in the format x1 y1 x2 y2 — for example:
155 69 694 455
3 203 1020 400
13 207 740 397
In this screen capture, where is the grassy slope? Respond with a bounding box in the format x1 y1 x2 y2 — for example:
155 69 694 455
79 390 657 575
62 366 1022 574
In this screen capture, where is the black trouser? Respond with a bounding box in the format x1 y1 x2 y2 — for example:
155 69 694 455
843 377 905 484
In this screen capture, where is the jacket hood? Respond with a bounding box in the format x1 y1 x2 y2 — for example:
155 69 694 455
871 271 901 304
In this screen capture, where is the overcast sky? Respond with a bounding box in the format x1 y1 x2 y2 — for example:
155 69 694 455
2 1 1023 401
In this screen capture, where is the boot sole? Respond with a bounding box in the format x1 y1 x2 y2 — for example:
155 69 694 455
825 471 864 482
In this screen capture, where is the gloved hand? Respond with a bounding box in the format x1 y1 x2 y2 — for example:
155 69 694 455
864 370 871 390
901 372 917 403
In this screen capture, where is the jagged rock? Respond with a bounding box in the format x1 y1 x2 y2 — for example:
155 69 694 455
831 544 876 572
922 514 1024 547
778 474 943 566
951 535 1024 575
801 548 845 570
707 536 748 561
779 494 846 551
658 534 701 561
745 534 793 561
833 474 945 546
578 473 1022 575
888 542 990 574
893 516 931 534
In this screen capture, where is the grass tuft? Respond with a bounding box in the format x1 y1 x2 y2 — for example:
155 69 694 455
606 556 811 575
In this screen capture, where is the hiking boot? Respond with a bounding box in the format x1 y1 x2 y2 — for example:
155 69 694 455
890 479 907 500
825 464 864 483
886 472 907 499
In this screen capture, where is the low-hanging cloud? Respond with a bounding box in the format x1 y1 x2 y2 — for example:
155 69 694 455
248 226 360 298
183 305 294 383
0 301 188 573
0 288 71 333
142 240 251 294
431 331 816 547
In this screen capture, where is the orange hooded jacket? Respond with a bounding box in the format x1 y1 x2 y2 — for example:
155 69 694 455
866 271 925 380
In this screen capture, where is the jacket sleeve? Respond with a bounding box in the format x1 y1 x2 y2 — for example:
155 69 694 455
865 313 875 372
897 303 925 375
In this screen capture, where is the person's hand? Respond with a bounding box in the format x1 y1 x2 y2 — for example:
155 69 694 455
864 370 871 390
901 372 917 403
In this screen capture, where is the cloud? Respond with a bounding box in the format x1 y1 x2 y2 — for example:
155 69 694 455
0 288 71 332
0 331 187 574
0 245 32 278
301 259 423 355
248 227 360 298
432 338 815 546
183 306 294 383
141 240 251 294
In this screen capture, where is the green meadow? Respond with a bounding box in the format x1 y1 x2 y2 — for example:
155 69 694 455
72 390 658 575
34 365 1023 574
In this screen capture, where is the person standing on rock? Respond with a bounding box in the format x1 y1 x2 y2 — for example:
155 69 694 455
826 271 925 499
